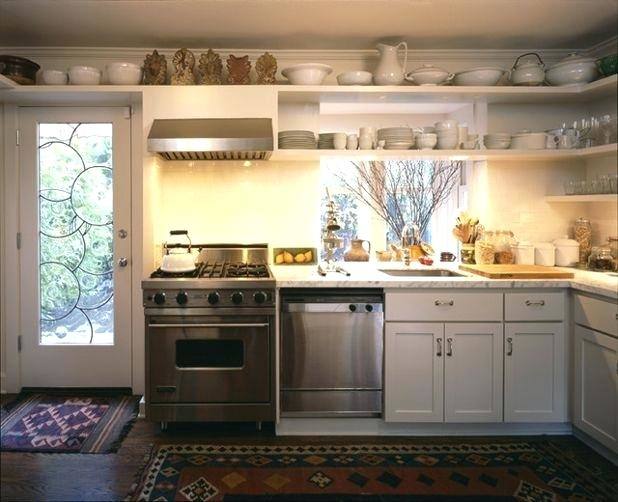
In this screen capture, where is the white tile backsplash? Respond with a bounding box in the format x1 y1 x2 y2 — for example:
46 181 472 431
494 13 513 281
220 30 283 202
153 156 616 258
468 159 597 244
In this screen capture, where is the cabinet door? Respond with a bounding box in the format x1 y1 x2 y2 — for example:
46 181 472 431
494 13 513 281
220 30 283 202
504 323 566 422
385 323 444 422
444 323 503 423
574 326 617 452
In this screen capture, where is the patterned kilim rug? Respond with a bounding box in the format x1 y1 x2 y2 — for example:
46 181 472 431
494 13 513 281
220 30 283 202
1 393 140 453
128 440 617 501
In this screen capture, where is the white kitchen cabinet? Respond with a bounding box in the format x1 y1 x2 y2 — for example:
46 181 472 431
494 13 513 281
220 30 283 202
574 325 617 452
444 323 503 422
504 323 566 422
385 323 444 422
385 291 502 322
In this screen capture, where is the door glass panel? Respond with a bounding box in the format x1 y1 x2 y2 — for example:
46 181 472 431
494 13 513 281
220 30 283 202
38 123 114 345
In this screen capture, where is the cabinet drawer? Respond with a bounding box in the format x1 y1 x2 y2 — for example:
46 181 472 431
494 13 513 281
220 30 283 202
385 291 502 321
505 292 565 321
574 294 618 337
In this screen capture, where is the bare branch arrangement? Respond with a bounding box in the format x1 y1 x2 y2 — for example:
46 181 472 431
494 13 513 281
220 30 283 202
334 159 462 240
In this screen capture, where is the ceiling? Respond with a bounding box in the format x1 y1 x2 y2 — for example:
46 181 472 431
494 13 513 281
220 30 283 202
1 0 616 50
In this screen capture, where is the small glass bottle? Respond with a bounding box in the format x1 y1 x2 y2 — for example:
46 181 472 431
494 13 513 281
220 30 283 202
573 217 592 267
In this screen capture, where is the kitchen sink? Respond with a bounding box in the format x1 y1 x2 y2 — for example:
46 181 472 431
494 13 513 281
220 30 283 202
379 269 465 277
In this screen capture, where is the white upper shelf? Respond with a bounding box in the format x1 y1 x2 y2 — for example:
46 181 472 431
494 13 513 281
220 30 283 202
275 75 618 105
270 143 617 162
1 74 616 106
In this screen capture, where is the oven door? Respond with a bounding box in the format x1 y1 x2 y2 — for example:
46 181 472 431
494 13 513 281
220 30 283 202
148 315 271 404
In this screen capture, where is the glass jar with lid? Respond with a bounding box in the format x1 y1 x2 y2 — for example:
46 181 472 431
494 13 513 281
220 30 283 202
608 236 618 259
475 231 496 265
588 246 615 271
573 217 592 266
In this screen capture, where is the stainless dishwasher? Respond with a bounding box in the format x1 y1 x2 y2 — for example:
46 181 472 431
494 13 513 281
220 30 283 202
280 289 384 417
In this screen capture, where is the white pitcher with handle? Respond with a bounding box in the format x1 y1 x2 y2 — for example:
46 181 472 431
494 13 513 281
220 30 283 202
373 42 408 85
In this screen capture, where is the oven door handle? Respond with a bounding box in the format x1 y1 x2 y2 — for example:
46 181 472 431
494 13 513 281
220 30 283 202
148 323 269 328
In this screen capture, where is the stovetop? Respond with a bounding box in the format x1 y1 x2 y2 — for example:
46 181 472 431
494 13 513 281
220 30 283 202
142 244 275 308
150 261 271 280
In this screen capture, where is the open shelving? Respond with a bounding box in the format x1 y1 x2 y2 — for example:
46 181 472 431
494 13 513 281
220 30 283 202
0 74 616 105
271 143 617 162
544 194 618 203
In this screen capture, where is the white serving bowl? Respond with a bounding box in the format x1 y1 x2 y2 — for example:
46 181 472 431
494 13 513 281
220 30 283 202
337 70 372 85
282 63 333 85
545 53 598 86
484 134 511 149
510 131 548 150
405 64 453 86
453 67 506 86
69 65 101 85
107 62 142 85
435 119 459 131
41 69 68 85
418 133 437 150
436 135 459 149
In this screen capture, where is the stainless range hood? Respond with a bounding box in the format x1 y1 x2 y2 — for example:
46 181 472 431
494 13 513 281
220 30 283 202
147 118 273 161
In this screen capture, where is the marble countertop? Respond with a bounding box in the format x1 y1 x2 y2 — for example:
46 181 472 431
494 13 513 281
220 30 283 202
271 262 618 300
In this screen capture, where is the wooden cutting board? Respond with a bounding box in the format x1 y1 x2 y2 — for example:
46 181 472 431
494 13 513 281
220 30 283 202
459 264 574 279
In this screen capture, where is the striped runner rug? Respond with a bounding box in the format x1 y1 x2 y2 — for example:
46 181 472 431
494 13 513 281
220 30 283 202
128 440 617 501
1 392 140 453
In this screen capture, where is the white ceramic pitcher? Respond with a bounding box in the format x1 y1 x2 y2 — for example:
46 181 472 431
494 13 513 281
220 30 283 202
373 42 408 85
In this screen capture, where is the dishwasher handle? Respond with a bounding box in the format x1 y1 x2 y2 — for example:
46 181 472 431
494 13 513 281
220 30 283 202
282 303 383 313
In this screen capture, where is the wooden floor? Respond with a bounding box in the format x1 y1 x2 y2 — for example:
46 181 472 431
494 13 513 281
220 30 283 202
1 394 615 501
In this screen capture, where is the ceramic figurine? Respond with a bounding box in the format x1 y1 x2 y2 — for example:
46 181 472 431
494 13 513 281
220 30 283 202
198 49 223 85
143 50 167 85
171 48 196 85
226 54 251 85
255 52 277 84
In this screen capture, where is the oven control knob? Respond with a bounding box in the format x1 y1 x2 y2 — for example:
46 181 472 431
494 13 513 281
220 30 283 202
253 291 267 304
153 292 166 305
231 291 244 305
176 291 189 305
365 304 374 312
207 292 220 305
349 304 357 312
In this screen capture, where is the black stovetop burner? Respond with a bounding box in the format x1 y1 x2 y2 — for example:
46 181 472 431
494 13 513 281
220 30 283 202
150 261 270 279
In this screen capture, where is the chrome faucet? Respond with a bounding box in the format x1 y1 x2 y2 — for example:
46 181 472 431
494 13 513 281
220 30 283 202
401 223 419 266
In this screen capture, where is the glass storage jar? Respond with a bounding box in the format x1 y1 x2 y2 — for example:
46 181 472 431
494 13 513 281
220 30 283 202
573 217 592 266
475 231 495 265
587 246 615 271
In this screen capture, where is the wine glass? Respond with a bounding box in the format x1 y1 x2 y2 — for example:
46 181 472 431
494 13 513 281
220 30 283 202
599 115 614 145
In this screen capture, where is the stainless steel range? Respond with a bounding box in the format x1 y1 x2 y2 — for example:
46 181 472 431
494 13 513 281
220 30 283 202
142 244 276 427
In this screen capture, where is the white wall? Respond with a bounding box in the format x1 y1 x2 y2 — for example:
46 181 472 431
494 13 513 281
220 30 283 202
154 160 321 264
468 160 590 243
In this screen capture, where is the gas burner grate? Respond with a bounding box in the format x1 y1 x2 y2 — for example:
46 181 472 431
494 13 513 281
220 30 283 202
225 262 270 278
150 263 206 279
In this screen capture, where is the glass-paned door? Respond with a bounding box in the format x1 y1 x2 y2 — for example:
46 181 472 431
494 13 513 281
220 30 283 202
19 108 132 388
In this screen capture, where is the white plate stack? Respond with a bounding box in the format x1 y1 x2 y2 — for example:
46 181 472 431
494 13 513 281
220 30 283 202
278 130 317 149
377 127 414 150
318 133 336 149
435 120 459 149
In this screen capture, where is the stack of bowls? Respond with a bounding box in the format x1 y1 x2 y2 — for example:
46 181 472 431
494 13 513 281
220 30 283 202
318 133 336 149
278 130 317 149
483 133 512 149
377 127 414 150
434 120 459 149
